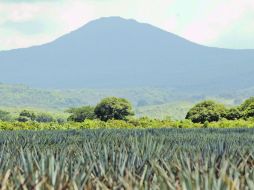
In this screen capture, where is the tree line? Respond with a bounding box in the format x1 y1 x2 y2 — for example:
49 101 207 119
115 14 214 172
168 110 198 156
186 97 254 123
0 97 134 123
1 96 254 125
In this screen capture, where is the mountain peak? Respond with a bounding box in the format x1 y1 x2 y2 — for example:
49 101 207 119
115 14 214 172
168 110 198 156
51 16 194 51
0 17 254 92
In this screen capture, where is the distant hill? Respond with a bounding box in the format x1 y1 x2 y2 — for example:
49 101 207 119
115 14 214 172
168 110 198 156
0 83 195 109
0 17 254 92
0 83 197 119
1 83 254 119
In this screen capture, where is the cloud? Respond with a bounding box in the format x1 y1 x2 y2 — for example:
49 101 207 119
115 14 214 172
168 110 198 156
181 0 254 44
0 0 253 50
0 0 95 50
1 0 63 3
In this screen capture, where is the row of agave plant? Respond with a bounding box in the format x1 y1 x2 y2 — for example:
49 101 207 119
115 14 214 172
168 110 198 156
0 129 254 189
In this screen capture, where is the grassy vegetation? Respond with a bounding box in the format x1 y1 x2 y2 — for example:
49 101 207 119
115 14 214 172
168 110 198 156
0 129 253 189
1 118 254 130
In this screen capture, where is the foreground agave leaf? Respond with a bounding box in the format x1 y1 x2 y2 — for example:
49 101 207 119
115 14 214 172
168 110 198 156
0 128 254 189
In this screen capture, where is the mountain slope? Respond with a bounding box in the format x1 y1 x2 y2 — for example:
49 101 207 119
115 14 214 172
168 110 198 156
0 17 254 91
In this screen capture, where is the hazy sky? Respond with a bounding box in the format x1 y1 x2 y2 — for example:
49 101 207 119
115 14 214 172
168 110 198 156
0 0 254 50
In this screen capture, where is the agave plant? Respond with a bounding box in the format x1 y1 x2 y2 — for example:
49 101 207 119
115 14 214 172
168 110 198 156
0 129 254 189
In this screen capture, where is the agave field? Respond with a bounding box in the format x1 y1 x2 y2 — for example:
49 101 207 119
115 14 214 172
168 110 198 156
0 128 254 189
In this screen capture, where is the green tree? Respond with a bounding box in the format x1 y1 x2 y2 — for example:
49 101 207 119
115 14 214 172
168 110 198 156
185 100 226 123
243 103 254 119
225 108 242 120
66 106 96 122
0 110 11 121
236 97 254 119
238 97 254 119
95 97 134 121
239 97 254 111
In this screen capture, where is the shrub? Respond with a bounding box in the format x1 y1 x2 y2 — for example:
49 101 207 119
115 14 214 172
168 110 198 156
56 118 66 124
0 110 12 121
35 113 55 123
17 116 30 122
